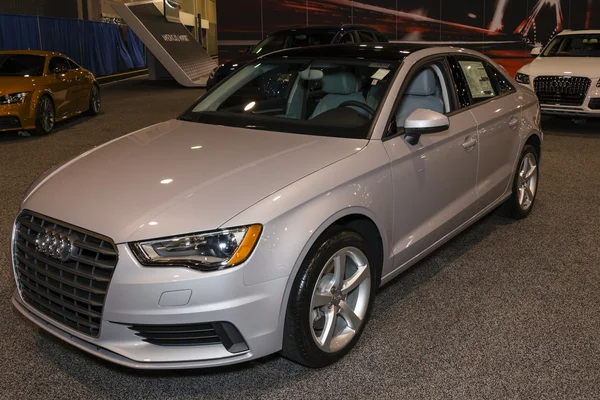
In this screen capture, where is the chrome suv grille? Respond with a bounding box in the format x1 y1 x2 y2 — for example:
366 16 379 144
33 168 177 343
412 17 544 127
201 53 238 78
534 76 591 106
13 212 118 337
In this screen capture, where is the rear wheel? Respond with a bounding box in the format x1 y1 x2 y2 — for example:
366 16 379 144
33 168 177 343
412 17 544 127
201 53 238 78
32 95 55 136
281 229 376 368
86 84 101 116
497 144 539 219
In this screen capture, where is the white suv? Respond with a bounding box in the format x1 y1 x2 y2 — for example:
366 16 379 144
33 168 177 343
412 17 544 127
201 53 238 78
516 30 600 117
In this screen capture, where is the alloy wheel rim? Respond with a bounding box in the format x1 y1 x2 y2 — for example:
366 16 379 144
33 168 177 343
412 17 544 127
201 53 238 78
309 247 371 353
92 87 101 112
41 98 54 132
517 152 538 211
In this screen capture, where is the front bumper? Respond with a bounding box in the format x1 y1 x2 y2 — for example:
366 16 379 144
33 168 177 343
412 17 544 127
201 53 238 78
0 101 36 132
12 243 288 369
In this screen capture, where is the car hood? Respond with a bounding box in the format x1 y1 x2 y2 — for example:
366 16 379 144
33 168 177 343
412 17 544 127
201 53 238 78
23 120 366 243
520 57 600 78
0 76 40 96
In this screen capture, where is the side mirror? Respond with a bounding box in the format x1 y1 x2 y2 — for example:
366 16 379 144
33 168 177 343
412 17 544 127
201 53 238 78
404 108 449 146
245 45 254 54
530 47 541 57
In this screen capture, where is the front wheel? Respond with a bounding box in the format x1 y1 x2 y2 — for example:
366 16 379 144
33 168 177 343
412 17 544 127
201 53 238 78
32 95 55 136
281 229 376 368
497 144 539 219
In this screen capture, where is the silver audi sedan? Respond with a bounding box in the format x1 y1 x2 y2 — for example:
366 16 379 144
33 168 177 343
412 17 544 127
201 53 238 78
11 44 542 369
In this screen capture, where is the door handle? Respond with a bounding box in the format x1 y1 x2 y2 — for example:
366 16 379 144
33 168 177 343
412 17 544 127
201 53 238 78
508 115 519 130
462 135 477 150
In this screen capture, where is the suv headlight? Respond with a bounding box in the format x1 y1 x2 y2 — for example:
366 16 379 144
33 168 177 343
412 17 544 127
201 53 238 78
515 73 530 85
0 92 30 105
130 225 262 271
208 66 220 79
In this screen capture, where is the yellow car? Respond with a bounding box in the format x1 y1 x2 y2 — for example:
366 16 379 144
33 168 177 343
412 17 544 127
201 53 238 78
0 50 100 136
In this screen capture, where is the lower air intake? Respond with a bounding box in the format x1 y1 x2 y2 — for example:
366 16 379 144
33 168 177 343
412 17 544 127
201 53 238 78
127 322 249 353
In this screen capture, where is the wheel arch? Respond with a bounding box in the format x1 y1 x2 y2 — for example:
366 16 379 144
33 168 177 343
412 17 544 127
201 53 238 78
524 131 542 161
275 207 388 347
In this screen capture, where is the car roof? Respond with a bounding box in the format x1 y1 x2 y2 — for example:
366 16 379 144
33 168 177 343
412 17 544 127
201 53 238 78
269 24 382 36
557 29 600 36
260 43 429 61
0 50 62 57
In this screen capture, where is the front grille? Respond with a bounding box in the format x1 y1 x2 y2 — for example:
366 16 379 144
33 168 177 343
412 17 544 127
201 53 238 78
588 98 600 110
13 212 118 337
534 76 591 106
127 322 249 353
0 116 21 129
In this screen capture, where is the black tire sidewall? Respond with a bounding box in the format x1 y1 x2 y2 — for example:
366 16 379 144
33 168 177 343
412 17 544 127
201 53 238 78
283 228 377 367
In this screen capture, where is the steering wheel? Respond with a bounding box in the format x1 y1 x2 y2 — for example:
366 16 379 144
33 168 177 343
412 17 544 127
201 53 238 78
336 101 376 118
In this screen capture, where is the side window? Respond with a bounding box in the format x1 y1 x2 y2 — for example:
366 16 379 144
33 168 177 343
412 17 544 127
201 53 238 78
358 31 375 43
456 58 497 103
338 32 355 44
485 63 515 95
393 60 455 129
374 33 387 42
67 59 80 70
48 57 69 73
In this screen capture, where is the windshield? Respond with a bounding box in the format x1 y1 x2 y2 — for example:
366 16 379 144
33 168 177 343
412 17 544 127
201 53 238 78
542 34 600 57
0 54 46 76
251 32 337 55
181 58 399 139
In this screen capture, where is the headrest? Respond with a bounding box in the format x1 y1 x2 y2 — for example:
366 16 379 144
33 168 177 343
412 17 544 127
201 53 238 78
322 72 358 95
405 69 437 96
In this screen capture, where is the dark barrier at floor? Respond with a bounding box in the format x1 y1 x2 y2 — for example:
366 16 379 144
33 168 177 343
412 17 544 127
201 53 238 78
0 13 146 77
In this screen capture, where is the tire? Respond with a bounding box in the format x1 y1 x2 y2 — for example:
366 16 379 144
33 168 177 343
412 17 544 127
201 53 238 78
32 95 55 136
496 144 540 219
86 84 101 116
281 228 377 368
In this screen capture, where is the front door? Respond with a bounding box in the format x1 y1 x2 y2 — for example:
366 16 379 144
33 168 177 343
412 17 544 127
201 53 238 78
47 57 77 118
383 58 479 273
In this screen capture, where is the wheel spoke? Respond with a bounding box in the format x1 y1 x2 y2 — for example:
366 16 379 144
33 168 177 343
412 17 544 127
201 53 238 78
525 164 537 180
518 187 525 205
312 291 333 308
333 250 347 288
339 300 362 330
525 185 534 201
319 306 338 350
341 265 369 295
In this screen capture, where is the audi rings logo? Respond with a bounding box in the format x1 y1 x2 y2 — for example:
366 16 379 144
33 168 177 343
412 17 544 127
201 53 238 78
551 79 571 89
35 229 74 262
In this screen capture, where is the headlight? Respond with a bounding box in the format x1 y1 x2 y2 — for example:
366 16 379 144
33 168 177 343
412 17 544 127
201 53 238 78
208 66 219 79
515 73 530 85
0 91 30 105
130 225 262 271
596 79 600 87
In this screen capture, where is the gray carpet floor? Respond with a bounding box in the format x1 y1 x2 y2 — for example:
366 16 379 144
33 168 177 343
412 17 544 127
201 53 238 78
1 78 599 399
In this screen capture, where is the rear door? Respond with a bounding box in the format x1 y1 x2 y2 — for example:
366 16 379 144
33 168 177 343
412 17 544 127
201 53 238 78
449 56 523 211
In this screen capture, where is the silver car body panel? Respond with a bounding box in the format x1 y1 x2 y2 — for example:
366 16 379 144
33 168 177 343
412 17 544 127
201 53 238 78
11 47 542 369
